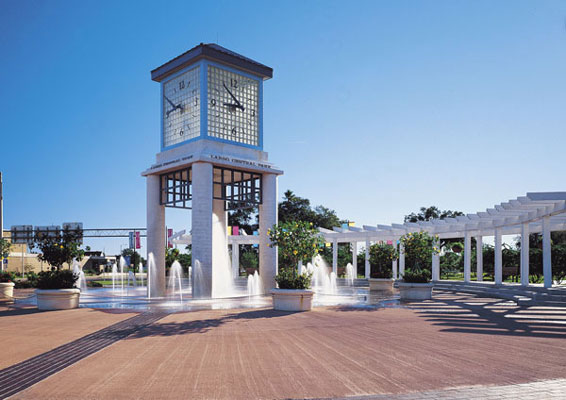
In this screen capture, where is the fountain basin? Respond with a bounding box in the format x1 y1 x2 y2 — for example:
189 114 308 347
0 282 15 303
36 288 81 311
397 282 433 301
271 288 313 312
368 278 394 291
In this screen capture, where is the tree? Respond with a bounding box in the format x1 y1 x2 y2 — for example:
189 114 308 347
121 248 146 269
36 228 85 270
0 238 11 260
278 190 344 229
404 206 464 223
228 207 258 234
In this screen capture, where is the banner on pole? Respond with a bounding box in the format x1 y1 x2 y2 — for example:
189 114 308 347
135 231 141 249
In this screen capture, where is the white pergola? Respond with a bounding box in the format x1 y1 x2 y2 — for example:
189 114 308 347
172 192 566 289
322 192 566 288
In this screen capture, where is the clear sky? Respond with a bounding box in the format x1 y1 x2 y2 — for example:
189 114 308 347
1 0 565 255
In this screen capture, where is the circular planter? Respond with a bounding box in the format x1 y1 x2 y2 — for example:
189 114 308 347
0 282 15 302
368 278 394 291
397 282 433 301
271 288 314 312
36 288 81 311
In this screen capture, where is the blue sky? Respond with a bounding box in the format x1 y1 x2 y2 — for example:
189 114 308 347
1 0 566 254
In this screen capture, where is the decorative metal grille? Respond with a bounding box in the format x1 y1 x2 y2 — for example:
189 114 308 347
213 166 262 211
159 165 262 210
160 167 192 209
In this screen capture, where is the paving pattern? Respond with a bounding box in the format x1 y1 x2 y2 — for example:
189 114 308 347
322 378 566 399
7 292 566 399
0 311 168 399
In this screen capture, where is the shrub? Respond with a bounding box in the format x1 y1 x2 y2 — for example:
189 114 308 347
87 281 103 288
275 268 312 289
36 269 78 290
402 268 431 283
0 271 14 283
369 243 397 279
400 231 439 270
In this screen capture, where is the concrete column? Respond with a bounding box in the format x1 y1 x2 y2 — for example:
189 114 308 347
351 242 357 278
432 236 440 281
476 236 483 282
259 173 278 293
399 242 405 276
520 222 530 286
494 228 503 285
211 198 230 297
542 216 552 288
332 240 338 275
146 174 166 297
464 232 471 283
365 240 370 278
191 162 213 298
231 243 239 279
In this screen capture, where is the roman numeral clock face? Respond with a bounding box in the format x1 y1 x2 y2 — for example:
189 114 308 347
162 66 200 147
207 65 259 146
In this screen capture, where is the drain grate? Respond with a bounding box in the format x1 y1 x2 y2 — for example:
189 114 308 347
0 311 168 399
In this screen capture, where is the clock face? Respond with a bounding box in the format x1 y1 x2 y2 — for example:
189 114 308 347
162 66 200 148
207 65 259 146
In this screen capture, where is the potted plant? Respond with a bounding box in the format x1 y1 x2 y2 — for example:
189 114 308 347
268 221 324 311
368 242 398 291
451 242 464 253
0 271 15 303
34 227 84 310
398 231 439 301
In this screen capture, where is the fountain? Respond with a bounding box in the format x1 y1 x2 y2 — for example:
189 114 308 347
311 255 337 295
147 253 157 299
127 271 137 288
138 262 144 287
119 256 126 291
247 271 262 297
192 259 205 298
111 262 118 290
168 260 184 301
345 263 355 286
72 260 87 291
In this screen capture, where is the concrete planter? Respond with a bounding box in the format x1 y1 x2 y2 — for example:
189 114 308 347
368 278 394 291
271 289 314 311
36 288 81 311
398 282 433 301
0 282 15 302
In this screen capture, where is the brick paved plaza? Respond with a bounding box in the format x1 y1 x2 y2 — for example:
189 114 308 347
1 291 565 399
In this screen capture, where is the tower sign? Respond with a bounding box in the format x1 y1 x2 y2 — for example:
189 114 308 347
142 43 283 298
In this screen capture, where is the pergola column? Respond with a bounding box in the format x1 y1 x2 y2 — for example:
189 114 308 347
520 222 530 286
231 243 239 279
464 232 471 282
352 241 357 277
259 173 278 293
392 240 398 279
332 240 338 275
432 236 440 281
542 216 552 288
494 228 503 285
399 242 405 276
476 235 483 282
146 174 166 297
365 239 370 278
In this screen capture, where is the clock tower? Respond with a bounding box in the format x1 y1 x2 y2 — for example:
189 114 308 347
142 43 282 298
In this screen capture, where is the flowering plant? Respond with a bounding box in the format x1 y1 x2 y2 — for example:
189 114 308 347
36 228 85 270
399 231 439 283
268 221 324 288
369 243 398 278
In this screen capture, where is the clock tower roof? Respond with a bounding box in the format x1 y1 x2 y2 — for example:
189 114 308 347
151 43 273 82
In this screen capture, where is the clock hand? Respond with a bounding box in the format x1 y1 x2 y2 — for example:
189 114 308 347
222 83 244 111
164 95 177 109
